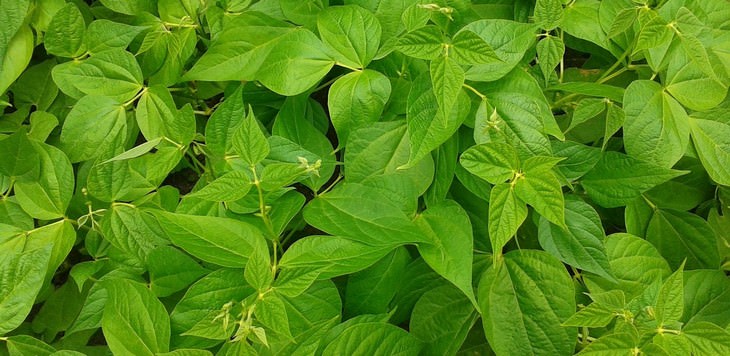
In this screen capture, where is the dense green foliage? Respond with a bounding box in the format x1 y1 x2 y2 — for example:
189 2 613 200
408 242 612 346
1 0 730 355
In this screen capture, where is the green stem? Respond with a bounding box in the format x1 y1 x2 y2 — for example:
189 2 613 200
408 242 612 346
462 83 487 100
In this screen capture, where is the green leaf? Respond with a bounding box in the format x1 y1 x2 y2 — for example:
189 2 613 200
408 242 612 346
255 29 334 96
303 183 426 246
136 85 195 145
581 151 687 208
414 201 475 304
51 49 144 103
646 209 720 270
317 5 381 68
186 170 252 202
689 118 730 186
152 211 268 268
14 142 74 220
6 335 56 356
244 245 273 291
664 35 727 112
344 248 411 316
44 3 86 58
321 322 422 355
598 233 671 299
170 269 254 349
148 246 210 297
0 127 39 178
534 0 564 30
488 183 528 255
450 30 499 65
23 220 76 283
231 108 269 166
538 196 613 280
405 74 470 167
0 0 29 63
0 242 52 335
101 279 171 355
546 82 625 103
430 55 464 116
101 205 168 265
409 284 477 355
328 69 391 145
537 36 565 83
623 80 689 168
514 168 565 226
59 95 127 163
682 270 730 328
462 20 538 81
0 25 33 95
28 111 59 142
656 263 684 326
255 293 293 340
577 333 638 355
85 20 145 54
396 25 445 60
551 141 602 181
682 321 730 355
205 85 244 157
99 0 156 15
479 250 576 356
279 235 394 279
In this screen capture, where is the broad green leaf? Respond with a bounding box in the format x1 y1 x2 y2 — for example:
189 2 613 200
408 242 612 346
256 29 334 96
646 209 720 270
577 333 638 355
430 55 464 116
148 246 210 297
44 3 86 58
171 269 254 349
409 284 477 355
682 270 730 328
0 0 29 62
0 26 33 96
279 235 394 279
317 5 381 68
488 183 528 254
569 98 606 130
405 74 470 167
689 118 730 186
0 127 39 178
563 291 624 327
28 111 59 142
101 279 171 355
279 0 328 29
5 335 56 356
396 25 445 60
255 293 293 340
344 248 411 316
183 13 294 81
321 322 422 355
187 170 252 202
414 201 475 304
328 69 391 145
99 0 156 15
52 49 144 103
101 205 168 265
231 108 269 166
591 233 671 299
471 70 556 156
623 80 689 168
462 20 538 81
152 211 267 268
60 95 127 163
581 151 687 208
551 141 602 181
102 138 163 163
514 168 565 226
244 245 273 291
0 242 52 335
537 36 565 83
85 20 145 54
656 263 684 326
14 142 74 220
479 250 576 356
303 183 426 247
11 60 59 112
664 35 727 112
561 0 610 52
534 0 564 30
682 321 730 355
538 196 613 280
136 85 195 145
450 30 498 65
205 85 244 157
